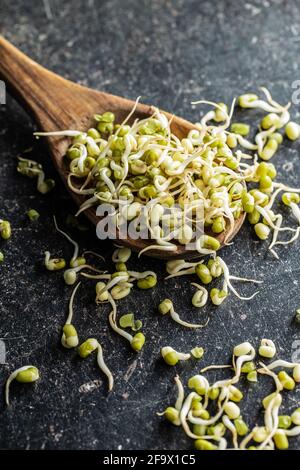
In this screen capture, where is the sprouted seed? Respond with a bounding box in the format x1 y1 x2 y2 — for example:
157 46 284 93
137 274 157 289
210 288 227 306
112 247 132 263
195 263 213 285
132 319 143 331
157 375 184 425
63 264 103 285
5 365 40 406
161 346 191 366
230 123 250 136
285 121 300 141
234 417 249 437
119 313 143 331
165 260 199 278
278 371 295 391
191 347 204 360
0 219 11 240
64 269 77 285
119 313 135 328
108 294 145 352
159 339 300 450
191 283 208 308
26 209 40 221
78 338 99 358
95 281 109 303
77 338 113 390
158 299 209 329
44 251 66 271
62 324 79 349
258 338 276 359
278 415 292 429
295 309 300 324
17 156 55 194
207 257 223 278
0 251 4 263
291 408 300 425
61 282 80 349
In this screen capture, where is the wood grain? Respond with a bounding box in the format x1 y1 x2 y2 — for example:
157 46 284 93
0 36 245 259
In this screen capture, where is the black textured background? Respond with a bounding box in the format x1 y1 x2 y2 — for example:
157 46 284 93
0 0 300 450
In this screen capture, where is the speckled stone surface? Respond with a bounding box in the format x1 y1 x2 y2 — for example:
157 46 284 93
1 0 300 450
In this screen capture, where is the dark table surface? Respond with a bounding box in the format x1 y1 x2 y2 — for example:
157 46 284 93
1 0 300 451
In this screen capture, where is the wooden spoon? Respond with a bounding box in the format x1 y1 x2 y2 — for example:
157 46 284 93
0 36 245 259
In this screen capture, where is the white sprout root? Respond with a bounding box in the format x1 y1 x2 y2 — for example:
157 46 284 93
96 342 114 392
165 301 209 329
61 282 81 349
218 257 262 301
53 215 79 263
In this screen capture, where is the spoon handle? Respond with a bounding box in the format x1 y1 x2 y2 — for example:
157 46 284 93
0 36 89 131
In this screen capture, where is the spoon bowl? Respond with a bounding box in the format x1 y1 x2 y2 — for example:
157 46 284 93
0 36 245 259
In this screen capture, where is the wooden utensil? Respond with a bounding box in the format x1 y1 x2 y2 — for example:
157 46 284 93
0 36 245 259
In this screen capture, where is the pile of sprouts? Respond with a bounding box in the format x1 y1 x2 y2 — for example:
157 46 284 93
159 339 300 450
26 87 300 396
35 87 300 259
4 87 300 452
